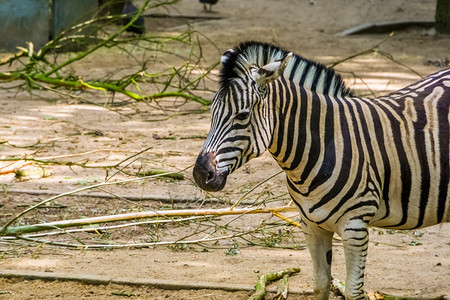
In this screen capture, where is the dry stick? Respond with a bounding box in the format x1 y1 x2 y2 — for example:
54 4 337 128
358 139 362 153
272 212 302 228
4 188 202 204
0 146 185 180
104 146 155 181
14 227 265 249
376 50 423 79
137 170 184 180
329 32 423 79
33 149 136 160
0 157 108 169
231 170 284 209
1 206 298 236
0 172 180 233
339 70 378 98
0 161 33 175
1 216 205 240
329 32 394 68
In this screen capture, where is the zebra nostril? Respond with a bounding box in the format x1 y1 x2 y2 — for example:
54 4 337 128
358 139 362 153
206 171 215 184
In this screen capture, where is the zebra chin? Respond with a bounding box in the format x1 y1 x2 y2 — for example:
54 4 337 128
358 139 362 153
193 152 229 192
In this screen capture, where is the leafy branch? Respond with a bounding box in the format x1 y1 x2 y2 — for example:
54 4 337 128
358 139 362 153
0 0 215 107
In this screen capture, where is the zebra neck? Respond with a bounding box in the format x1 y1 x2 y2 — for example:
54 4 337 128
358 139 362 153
267 82 324 178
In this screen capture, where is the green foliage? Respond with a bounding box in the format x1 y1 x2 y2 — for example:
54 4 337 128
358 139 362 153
0 0 215 108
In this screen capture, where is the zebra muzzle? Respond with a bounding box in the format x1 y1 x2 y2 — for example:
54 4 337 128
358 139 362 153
193 152 228 192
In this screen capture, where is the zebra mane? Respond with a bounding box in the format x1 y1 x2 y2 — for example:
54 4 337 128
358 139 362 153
219 41 351 97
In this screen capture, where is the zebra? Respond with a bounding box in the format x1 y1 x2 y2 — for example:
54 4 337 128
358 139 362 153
193 41 450 299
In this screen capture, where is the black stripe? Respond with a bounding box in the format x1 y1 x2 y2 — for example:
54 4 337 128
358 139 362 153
299 90 321 184
365 102 392 221
333 200 379 224
344 227 368 232
353 99 382 185
286 177 315 223
288 58 301 81
283 86 308 171
349 239 369 248
308 94 336 191
272 81 288 158
299 63 311 87
217 146 243 155
377 103 412 228
411 93 430 228
222 134 251 143
437 90 449 223
310 69 320 92
282 78 297 162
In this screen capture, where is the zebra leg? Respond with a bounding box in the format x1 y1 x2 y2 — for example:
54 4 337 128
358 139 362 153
341 220 370 299
302 222 334 300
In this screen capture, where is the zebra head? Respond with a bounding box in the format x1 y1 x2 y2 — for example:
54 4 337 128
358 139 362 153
193 42 292 191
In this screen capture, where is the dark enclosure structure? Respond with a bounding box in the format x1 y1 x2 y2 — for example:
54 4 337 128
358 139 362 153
0 0 98 52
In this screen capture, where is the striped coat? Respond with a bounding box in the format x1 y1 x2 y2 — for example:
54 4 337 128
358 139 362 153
193 41 449 299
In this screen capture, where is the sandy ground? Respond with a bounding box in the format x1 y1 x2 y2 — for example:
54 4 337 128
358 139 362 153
1 0 449 299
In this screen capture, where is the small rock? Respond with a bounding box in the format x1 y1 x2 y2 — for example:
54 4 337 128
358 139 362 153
424 27 437 36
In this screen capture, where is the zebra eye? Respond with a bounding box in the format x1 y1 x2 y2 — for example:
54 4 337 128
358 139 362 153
235 110 250 121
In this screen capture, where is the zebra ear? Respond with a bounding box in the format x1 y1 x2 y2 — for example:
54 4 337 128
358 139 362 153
221 49 235 64
254 52 293 86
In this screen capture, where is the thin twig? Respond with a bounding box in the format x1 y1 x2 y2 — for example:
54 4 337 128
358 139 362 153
329 32 423 81
0 171 183 232
231 170 284 209
1 216 205 240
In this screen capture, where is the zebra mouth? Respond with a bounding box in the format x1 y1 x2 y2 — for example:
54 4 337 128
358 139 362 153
193 152 228 192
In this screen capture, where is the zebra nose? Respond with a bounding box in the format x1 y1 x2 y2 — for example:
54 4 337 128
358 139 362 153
193 152 227 192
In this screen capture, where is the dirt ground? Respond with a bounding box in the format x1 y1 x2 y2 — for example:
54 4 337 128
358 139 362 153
1 0 449 299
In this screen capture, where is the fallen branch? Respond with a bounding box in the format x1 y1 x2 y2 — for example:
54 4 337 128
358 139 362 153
3 188 203 204
0 71 211 106
1 206 298 236
275 274 290 300
250 268 301 300
1 216 204 240
13 229 257 249
0 172 184 232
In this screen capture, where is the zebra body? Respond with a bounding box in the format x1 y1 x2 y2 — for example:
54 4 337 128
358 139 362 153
193 41 450 299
